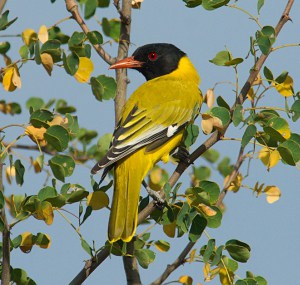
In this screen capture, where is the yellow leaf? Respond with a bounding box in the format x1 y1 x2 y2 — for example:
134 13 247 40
74 57 94 83
273 75 294 97
203 263 210 281
5 166 16 184
86 191 109 210
132 0 143 8
204 88 215 109
219 268 234 285
247 87 255 102
179 275 193 285
264 186 281 204
188 248 197 263
224 173 243 192
3 67 16 92
149 166 169 191
38 25 48 44
22 28 37 46
25 125 47 147
41 53 54 76
258 147 280 170
163 222 176 238
49 115 67 126
201 114 214 135
20 232 34 253
34 201 54 225
12 67 21 88
197 203 217 217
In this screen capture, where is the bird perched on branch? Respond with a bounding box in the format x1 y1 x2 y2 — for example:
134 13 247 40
91 43 203 243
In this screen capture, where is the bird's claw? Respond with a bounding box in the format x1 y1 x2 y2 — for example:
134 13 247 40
172 146 192 165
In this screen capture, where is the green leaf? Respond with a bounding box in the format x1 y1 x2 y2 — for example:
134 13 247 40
198 180 220 204
98 0 110 7
289 100 300 122
202 149 220 163
66 186 89 203
68 31 86 47
263 117 290 143
34 41 41 64
44 125 69 151
154 240 170 252
263 66 273 83
163 183 171 201
192 166 211 181
26 97 44 111
85 0 97 19
87 31 103 45
30 109 53 128
241 125 257 148
225 239 251 263
210 106 231 127
275 71 288 84
65 114 79 136
256 26 276 55
35 232 51 248
81 205 93 225
49 155 75 182
19 45 28 59
102 17 121 42
0 191 4 210
134 248 156 269
211 245 224 266
202 0 229 10
183 0 202 8
216 96 230 110
40 39 61 62
95 133 113 160
55 99 76 114
218 156 233 177
81 238 93 256
184 124 199 147
205 206 222 228
38 186 57 201
176 202 191 233
14 159 25 186
48 26 70 44
91 75 117 101
257 0 265 14
0 41 10 54
278 139 300 166
0 11 18 31
63 52 79 75
233 105 244 126
222 256 238 272
11 268 28 285
209 50 243 66
12 234 22 248
202 239 215 262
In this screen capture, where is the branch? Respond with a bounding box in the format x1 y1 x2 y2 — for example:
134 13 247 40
114 0 132 123
0 162 10 285
123 239 142 285
69 1 294 283
65 0 115 65
0 0 7 14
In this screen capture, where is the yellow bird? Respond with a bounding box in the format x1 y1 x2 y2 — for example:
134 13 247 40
91 43 202 243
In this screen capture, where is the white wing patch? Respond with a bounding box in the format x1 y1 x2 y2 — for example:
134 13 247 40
167 124 178 137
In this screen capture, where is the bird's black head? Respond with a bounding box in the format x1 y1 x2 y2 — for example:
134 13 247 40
110 43 186 81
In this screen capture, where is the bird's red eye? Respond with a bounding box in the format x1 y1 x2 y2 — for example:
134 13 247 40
148 52 158 61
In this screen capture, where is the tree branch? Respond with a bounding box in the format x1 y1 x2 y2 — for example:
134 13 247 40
0 162 10 285
65 0 115 65
69 1 294 283
123 239 142 285
0 0 7 14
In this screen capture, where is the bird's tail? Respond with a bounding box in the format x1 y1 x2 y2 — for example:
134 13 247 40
108 149 150 243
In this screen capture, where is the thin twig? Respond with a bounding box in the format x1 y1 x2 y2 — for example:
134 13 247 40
0 162 10 285
65 0 115 65
0 0 7 14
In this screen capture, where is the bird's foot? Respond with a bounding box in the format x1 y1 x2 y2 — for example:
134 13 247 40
172 146 192 165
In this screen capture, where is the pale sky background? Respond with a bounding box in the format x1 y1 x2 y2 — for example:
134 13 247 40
1 1 300 284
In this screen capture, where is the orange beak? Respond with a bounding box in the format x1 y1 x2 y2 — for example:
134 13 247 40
109 56 144 69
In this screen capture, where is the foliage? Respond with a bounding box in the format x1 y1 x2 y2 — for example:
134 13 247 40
0 0 298 285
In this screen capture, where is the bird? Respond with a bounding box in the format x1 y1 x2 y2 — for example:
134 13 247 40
91 43 203 243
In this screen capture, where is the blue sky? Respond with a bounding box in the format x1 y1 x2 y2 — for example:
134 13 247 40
1 1 300 284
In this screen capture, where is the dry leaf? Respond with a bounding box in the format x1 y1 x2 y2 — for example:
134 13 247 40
41 53 54 76
38 25 48 44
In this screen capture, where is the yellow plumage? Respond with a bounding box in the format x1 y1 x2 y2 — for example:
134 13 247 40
107 56 202 242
